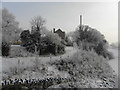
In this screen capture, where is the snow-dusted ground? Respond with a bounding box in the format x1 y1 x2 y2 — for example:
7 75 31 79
2 47 77 72
1 46 119 80
1 47 77 80
108 48 118 75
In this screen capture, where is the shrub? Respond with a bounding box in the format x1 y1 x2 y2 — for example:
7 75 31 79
9 45 35 57
20 30 34 46
50 50 117 88
2 41 10 56
97 49 114 60
43 32 65 55
57 44 65 54
20 30 65 55
20 30 37 53
72 50 115 78
94 45 114 59
74 25 113 59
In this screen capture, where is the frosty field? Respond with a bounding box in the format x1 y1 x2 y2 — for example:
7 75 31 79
1 47 77 80
108 48 118 75
1 47 119 79
0 46 119 89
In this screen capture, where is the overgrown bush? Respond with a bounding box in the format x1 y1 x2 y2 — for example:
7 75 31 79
20 30 65 55
74 25 113 59
2 41 10 56
9 45 35 57
95 48 114 59
43 32 65 55
71 50 116 79
50 50 117 88
20 30 40 53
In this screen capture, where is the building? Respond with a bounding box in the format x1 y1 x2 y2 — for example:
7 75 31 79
53 28 65 40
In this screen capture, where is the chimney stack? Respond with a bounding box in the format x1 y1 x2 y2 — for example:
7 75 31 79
80 15 82 26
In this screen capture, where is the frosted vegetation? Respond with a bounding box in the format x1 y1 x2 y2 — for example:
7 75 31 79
1 8 118 89
1 47 118 89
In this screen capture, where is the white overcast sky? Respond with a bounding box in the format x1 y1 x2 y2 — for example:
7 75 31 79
1 1 118 43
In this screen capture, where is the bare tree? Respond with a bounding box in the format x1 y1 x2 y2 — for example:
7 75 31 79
30 16 46 55
30 16 45 33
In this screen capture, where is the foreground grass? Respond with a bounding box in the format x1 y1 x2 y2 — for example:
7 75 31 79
2 49 118 89
49 50 118 88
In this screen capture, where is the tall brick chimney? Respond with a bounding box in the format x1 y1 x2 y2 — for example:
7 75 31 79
79 15 82 30
80 15 82 27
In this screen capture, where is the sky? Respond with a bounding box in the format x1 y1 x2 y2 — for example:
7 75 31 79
2 2 118 43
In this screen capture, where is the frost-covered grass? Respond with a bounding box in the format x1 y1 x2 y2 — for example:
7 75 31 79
1 47 118 88
49 49 118 88
9 45 35 58
2 47 76 80
107 48 119 88
108 48 118 75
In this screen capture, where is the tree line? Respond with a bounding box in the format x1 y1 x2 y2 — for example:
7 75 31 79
1 8 114 59
1 8 65 56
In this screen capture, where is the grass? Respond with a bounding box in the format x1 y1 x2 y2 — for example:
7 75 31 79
49 49 118 88
9 45 36 58
2 47 118 88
